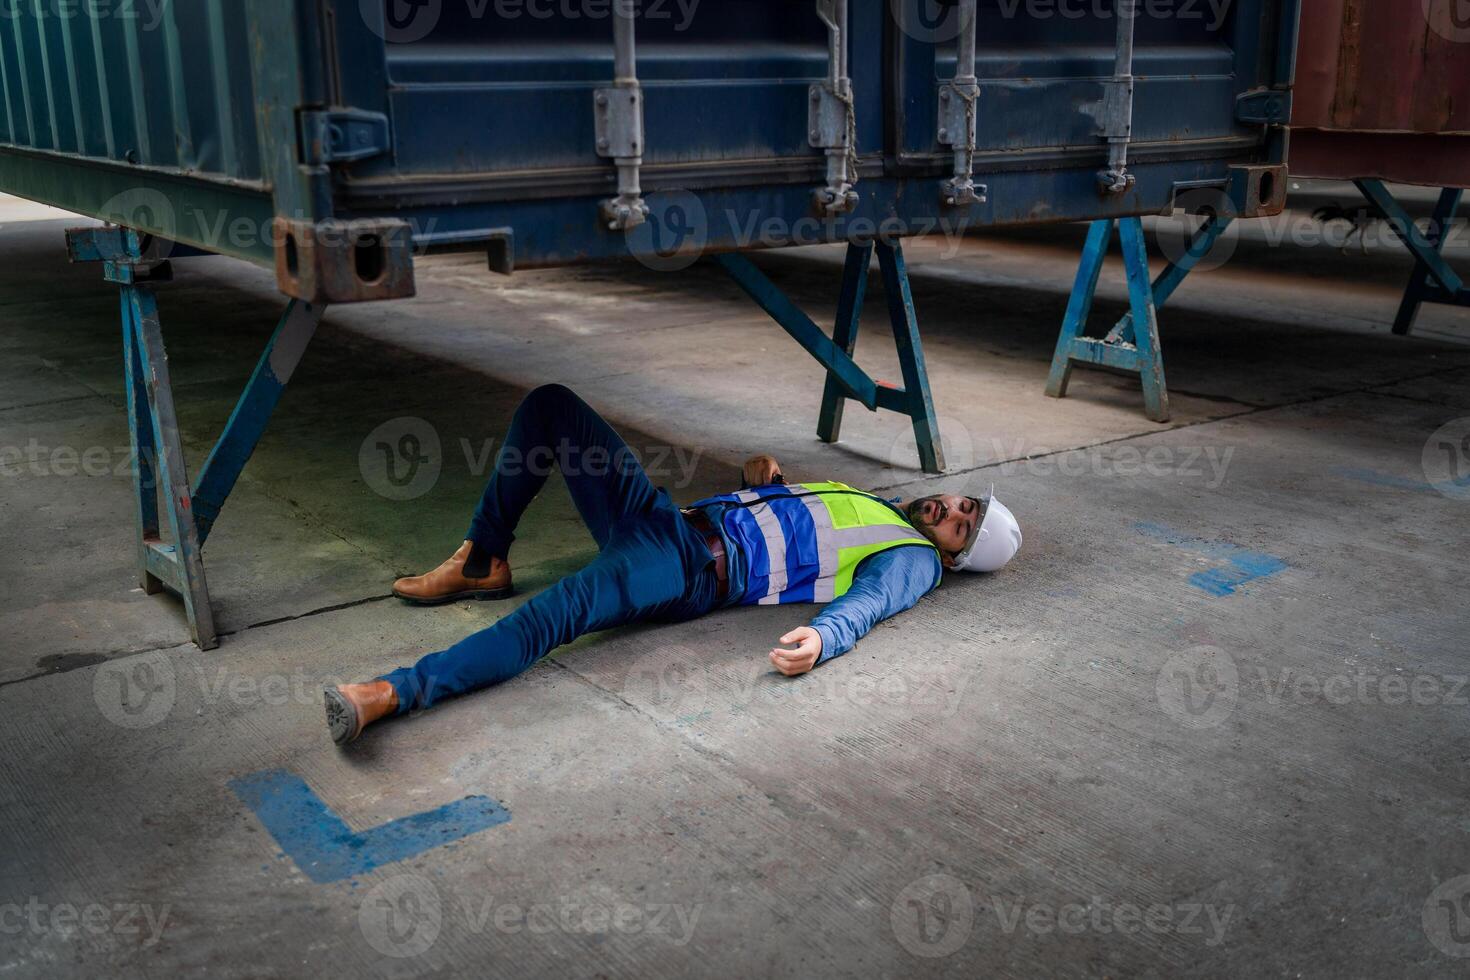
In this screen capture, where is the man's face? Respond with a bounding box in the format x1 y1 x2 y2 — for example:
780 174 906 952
905 493 983 559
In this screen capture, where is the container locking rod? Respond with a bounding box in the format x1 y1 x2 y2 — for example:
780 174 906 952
595 0 649 230
810 0 858 214
938 0 985 207
1097 0 1137 195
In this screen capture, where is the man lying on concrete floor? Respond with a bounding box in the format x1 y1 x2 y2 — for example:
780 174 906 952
324 383 1021 743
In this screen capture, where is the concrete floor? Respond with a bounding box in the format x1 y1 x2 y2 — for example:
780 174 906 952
1 187 1468 978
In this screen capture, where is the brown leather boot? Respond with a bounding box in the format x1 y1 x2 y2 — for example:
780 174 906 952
392 540 513 605
324 681 398 745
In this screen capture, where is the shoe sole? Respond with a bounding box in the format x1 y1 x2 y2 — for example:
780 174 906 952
323 688 361 745
392 586 514 606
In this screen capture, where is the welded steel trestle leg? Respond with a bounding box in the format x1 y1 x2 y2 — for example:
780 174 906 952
66 226 326 650
1046 214 1232 423
715 240 945 473
1353 180 1467 337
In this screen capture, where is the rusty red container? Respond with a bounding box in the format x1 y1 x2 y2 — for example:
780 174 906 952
1290 0 1470 187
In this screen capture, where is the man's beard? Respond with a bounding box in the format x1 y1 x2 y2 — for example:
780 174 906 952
905 497 949 545
906 495 945 529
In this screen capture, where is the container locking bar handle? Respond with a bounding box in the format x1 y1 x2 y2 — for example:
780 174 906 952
1097 0 1137 195
594 0 649 230
810 0 858 214
937 0 984 207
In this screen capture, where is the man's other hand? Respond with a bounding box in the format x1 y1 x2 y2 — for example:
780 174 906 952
743 454 784 487
769 626 821 676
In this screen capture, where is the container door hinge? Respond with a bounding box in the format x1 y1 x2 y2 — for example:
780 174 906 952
298 108 391 166
1235 88 1292 126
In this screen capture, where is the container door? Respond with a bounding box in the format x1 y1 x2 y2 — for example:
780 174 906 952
888 0 1278 179
343 0 854 188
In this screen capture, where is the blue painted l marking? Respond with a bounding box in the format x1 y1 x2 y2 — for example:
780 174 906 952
1135 522 1287 597
1334 466 1470 499
230 769 511 883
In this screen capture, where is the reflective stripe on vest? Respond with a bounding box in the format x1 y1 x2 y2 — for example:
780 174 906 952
698 482 936 606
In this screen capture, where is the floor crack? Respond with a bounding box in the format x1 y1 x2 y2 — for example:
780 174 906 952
0 392 101 414
545 655 795 814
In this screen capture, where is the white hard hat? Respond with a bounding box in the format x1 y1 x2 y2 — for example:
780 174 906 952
950 486 1022 573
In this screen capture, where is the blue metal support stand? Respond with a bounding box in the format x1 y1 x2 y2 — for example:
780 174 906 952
1352 179 1467 336
715 241 946 473
1045 214 1232 422
66 227 326 650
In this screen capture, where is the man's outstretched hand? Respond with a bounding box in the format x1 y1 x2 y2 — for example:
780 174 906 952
770 626 822 676
743 454 784 488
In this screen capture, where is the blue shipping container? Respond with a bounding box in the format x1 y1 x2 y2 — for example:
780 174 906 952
0 0 1297 302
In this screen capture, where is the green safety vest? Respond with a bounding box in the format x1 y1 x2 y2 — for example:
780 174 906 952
690 481 938 605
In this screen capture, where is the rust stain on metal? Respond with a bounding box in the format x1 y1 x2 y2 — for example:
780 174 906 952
1297 0 1470 134
1328 0 1362 129
1293 0 1470 186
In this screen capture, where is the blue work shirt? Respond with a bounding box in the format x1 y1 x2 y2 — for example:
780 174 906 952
693 498 943 666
